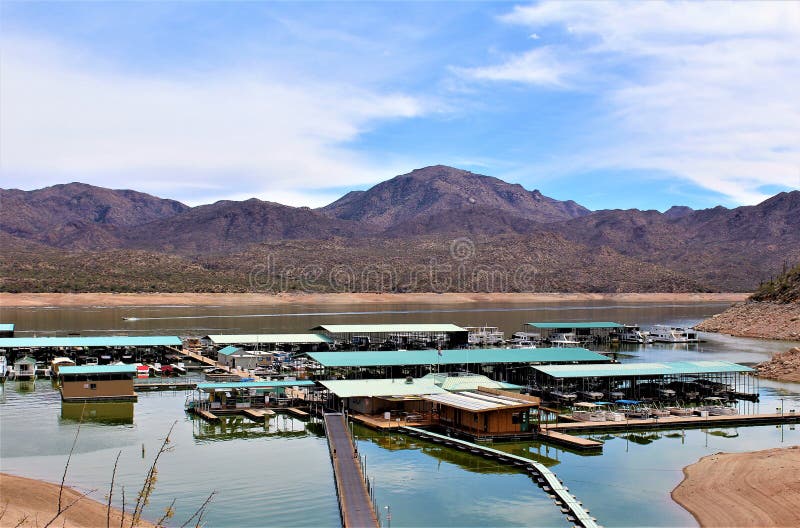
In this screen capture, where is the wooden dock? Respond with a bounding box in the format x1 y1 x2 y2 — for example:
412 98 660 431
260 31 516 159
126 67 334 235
539 430 603 451
197 409 220 423
401 426 599 528
544 412 798 433
242 408 275 422
134 381 197 392
324 413 379 528
287 407 309 418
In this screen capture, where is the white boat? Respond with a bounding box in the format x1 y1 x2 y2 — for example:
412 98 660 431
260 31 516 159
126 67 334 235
616 325 653 344
649 325 690 343
0 356 8 382
548 332 581 347
507 331 540 348
465 326 505 346
549 390 577 403
577 390 604 401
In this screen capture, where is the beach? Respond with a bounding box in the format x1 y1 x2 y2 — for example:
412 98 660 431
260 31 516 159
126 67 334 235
672 446 800 528
0 473 155 528
0 292 748 308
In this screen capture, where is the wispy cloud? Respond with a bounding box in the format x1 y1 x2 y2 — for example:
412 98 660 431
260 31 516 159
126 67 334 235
0 34 426 205
466 1 800 204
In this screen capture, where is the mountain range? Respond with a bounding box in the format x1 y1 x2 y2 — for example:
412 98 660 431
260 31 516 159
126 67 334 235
1 165 798 293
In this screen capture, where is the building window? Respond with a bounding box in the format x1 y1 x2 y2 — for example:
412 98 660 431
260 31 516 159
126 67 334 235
90 383 97 390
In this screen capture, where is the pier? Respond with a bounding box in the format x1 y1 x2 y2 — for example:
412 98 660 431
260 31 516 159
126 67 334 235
545 412 798 433
539 430 603 451
324 413 379 528
401 426 599 528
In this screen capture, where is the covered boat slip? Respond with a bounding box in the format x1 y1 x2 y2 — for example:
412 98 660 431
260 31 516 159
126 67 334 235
527 322 623 343
532 361 757 404
204 333 333 351
307 348 610 385
0 336 184 364
188 380 317 414
311 323 469 350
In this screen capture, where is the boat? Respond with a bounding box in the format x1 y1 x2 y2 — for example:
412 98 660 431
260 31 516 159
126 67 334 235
13 356 37 381
465 326 505 346
614 325 653 344
548 332 581 347
35 362 51 379
649 325 691 343
666 406 694 416
51 357 76 376
577 390 604 401
0 356 8 382
549 390 577 403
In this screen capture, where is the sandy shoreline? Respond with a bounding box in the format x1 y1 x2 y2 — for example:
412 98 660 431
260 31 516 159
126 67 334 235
671 446 800 527
0 473 155 528
0 292 748 308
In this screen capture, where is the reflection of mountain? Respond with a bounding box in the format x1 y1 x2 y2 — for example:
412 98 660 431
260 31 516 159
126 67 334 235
61 402 134 424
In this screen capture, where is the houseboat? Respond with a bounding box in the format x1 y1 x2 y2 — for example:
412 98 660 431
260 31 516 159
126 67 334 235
649 325 691 343
548 332 581 347
614 325 653 344
465 326 505 346
13 356 37 381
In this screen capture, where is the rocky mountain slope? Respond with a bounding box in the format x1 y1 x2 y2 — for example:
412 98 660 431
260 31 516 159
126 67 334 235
2 166 798 293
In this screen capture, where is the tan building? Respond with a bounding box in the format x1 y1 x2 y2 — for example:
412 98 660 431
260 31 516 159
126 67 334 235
59 364 138 402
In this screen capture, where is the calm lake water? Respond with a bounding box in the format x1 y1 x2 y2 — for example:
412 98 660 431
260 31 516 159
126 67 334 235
2 301 799 527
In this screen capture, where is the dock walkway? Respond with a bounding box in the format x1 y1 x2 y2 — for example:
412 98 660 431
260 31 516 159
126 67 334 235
324 413 379 528
401 426 599 528
545 412 798 433
540 430 603 451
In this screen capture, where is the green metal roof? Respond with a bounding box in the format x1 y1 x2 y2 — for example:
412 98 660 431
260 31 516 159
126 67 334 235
420 373 522 392
196 380 316 391
0 336 182 348
306 347 608 367
217 346 243 356
533 361 754 379
207 334 332 345
59 365 138 376
311 324 467 334
319 378 447 398
0 324 14 332
527 322 623 329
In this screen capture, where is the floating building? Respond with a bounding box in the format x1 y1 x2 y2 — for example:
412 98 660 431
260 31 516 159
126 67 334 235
58 364 138 402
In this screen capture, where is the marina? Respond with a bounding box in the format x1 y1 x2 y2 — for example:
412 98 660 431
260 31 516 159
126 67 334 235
1 300 799 527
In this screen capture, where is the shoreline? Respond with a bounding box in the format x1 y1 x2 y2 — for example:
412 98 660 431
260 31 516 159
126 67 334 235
0 472 155 528
695 301 800 341
0 292 748 308
671 446 800 528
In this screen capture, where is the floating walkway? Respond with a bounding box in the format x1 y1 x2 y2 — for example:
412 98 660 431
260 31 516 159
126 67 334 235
401 426 599 528
539 430 603 451
545 412 799 433
324 413 379 528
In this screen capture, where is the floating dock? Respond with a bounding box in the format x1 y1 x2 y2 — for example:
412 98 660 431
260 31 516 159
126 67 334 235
545 412 798 433
401 426 599 528
324 413 379 528
287 407 309 418
242 408 275 422
539 430 603 451
134 381 198 392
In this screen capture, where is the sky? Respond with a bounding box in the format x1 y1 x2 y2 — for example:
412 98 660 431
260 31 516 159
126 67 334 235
1 1 799 211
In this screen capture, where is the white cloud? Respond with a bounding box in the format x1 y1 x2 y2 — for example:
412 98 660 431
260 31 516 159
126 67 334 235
0 34 425 205
455 46 570 86
473 1 800 204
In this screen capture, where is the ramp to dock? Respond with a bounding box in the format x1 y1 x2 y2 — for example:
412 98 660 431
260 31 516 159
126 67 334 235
324 413 379 528
401 426 599 528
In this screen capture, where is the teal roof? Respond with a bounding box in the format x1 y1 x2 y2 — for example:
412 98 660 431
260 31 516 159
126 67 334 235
59 365 138 376
217 346 242 356
0 324 14 332
0 336 182 348
533 361 754 379
319 378 447 398
306 348 608 367
197 380 316 391
311 324 466 334
528 322 623 329
207 334 332 345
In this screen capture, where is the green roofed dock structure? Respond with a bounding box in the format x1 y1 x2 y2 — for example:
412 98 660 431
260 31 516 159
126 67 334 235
311 323 468 350
0 335 185 368
532 361 758 404
0 324 14 338
307 347 610 387
204 333 333 350
527 322 623 346
187 380 317 422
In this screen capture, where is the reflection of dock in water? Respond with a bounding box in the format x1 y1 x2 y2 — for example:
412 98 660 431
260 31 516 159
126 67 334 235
190 412 313 441
61 402 134 424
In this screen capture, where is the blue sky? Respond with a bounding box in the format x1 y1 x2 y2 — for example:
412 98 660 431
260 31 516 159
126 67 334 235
1 1 798 211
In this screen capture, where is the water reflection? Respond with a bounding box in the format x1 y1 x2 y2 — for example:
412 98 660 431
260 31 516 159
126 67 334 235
61 401 134 424
189 413 319 442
